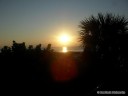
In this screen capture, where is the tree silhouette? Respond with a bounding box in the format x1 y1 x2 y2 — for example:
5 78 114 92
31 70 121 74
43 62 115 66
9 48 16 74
35 44 42 54
46 44 51 51
1 46 11 55
12 40 26 55
79 13 128 89
43 44 54 52
28 45 33 50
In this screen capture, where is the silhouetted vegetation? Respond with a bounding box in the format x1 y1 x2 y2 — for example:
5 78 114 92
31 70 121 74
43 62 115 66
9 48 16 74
0 40 83 95
79 13 128 94
0 40 55 94
1 13 128 95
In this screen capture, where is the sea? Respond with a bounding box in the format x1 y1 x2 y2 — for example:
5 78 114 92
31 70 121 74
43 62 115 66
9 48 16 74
51 46 83 52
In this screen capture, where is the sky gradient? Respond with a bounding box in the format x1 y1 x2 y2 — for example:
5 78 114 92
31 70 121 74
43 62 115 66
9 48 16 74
0 0 128 48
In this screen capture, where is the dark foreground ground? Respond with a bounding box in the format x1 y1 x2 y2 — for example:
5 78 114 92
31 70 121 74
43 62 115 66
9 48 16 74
1 52 127 95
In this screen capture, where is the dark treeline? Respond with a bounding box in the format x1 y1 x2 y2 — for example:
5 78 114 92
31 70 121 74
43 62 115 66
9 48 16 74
1 40 55 94
0 40 84 95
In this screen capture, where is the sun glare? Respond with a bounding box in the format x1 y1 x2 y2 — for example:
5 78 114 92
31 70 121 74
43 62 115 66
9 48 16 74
62 47 68 53
59 34 70 44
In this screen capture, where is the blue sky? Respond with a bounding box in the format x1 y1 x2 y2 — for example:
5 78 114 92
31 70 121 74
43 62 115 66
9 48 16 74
0 0 128 47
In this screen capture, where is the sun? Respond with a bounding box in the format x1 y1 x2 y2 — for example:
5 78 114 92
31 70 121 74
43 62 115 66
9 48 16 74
59 34 70 44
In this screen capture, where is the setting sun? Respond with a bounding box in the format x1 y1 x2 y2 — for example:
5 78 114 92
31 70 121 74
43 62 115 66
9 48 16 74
62 47 68 53
59 34 70 44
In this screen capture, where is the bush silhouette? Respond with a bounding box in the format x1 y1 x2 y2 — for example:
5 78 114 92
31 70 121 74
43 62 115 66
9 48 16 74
1 46 11 55
0 41 54 90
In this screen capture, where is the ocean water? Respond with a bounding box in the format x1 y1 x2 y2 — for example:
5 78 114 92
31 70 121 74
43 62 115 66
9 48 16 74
52 46 83 52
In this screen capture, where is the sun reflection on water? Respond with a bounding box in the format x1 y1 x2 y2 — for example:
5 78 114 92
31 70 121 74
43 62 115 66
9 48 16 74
62 47 68 53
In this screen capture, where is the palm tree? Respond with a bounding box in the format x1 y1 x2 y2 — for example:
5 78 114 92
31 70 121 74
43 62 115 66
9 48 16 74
79 13 128 51
79 13 128 78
